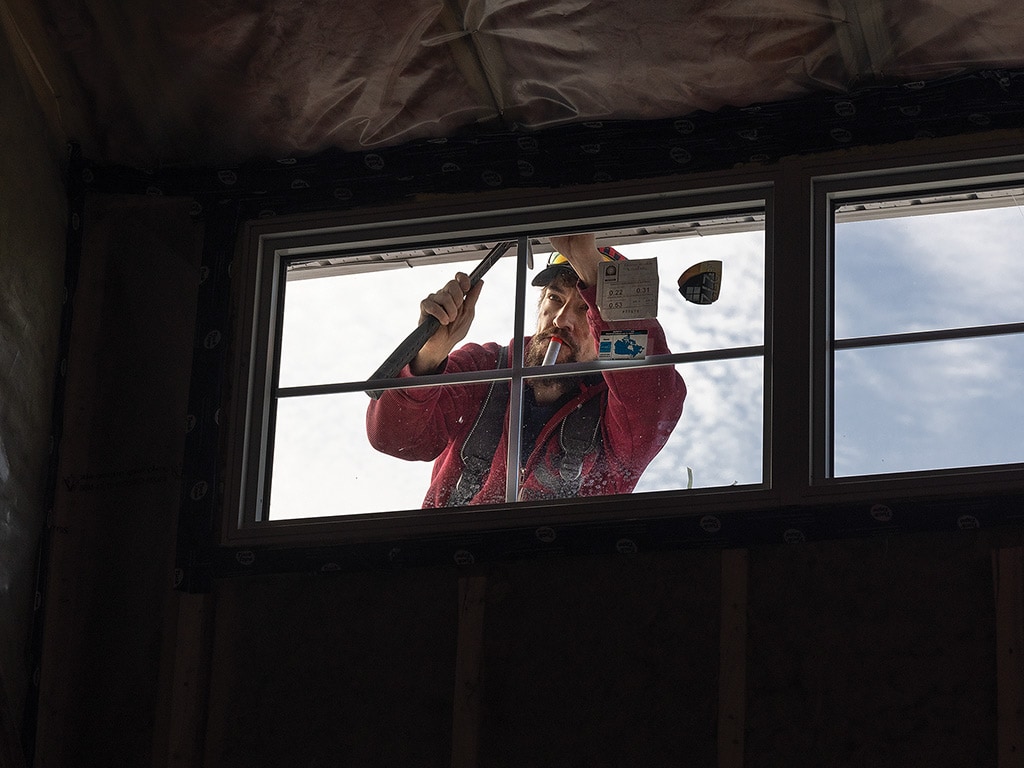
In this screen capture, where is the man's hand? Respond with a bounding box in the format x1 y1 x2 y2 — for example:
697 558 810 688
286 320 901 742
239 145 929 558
548 233 605 287
411 272 483 375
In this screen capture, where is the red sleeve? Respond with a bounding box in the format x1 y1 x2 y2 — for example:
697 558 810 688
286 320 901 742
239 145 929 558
365 342 502 461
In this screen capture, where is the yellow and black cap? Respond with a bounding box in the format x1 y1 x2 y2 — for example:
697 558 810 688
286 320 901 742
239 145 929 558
531 246 627 286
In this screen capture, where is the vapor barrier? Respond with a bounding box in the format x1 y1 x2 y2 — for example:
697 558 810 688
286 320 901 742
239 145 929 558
37 0 1024 167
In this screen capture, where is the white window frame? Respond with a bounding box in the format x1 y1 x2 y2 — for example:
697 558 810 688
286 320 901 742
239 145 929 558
812 155 1024 491
223 179 775 544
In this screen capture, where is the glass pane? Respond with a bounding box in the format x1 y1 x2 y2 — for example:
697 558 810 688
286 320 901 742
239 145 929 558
621 229 764 354
269 390 436 517
279 253 518 388
833 335 1024 476
468 224 764 379
269 355 764 519
637 359 764 491
834 205 1024 339
269 219 767 519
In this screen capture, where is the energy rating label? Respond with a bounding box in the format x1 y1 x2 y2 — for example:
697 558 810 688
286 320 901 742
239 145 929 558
597 257 659 320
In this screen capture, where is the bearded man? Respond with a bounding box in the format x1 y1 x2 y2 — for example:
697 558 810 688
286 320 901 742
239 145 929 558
365 234 686 507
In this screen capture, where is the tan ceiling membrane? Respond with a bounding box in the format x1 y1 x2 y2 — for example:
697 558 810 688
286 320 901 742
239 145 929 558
7 0 1024 167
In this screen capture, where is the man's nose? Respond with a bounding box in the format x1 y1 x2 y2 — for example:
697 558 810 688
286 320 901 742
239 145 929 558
552 305 576 332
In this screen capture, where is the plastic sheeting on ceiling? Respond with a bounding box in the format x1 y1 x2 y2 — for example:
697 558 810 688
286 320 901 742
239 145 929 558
35 0 1024 168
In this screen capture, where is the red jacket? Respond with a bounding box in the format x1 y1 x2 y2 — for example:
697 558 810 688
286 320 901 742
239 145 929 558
366 285 685 507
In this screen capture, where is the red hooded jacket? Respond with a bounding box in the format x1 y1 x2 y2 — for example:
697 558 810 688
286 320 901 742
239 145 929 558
365 284 685 507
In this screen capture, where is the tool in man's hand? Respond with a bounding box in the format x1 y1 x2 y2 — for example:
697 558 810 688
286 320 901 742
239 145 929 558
366 241 515 399
368 244 723 399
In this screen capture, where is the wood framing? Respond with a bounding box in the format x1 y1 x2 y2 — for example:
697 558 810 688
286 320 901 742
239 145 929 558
994 546 1024 768
718 549 748 768
452 575 488 768
156 592 215 768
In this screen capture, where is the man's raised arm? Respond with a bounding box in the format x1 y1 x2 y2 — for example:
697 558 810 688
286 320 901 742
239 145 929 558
410 271 484 374
548 233 604 287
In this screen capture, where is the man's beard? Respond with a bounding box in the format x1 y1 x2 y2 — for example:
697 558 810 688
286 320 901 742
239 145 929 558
524 331 582 394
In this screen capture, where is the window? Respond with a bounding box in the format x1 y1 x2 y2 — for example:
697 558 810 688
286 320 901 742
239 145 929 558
820 174 1024 479
227 188 768 534
222 150 1024 548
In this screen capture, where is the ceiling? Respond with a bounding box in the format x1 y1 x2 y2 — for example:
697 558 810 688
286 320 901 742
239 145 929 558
5 0 1024 170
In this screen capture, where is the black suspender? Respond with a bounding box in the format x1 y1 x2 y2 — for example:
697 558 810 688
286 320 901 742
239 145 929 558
447 347 510 507
447 346 603 507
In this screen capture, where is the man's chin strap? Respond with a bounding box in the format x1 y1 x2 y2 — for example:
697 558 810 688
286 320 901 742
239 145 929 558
446 346 603 507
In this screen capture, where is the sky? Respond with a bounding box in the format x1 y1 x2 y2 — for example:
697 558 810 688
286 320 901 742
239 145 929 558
831 206 1024 475
266 203 1023 519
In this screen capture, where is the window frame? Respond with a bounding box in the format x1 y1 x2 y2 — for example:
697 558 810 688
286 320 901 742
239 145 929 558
223 179 776 545
811 156 1024 490
220 144 1024 550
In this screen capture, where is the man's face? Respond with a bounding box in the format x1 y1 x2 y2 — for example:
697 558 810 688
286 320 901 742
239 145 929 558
529 275 598 364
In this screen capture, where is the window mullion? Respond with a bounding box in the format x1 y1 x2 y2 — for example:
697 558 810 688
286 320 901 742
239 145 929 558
772 168 815 500
505 235 531 503
835 321 1024 350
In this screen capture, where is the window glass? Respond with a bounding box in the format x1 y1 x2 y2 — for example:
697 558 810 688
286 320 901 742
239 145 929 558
833 203 1024 339
639 359 764 492
269 390 434 518
279 257 518 389
626 231 764 352
266 218 765 520
831 191 1024 477
834 336 1024 475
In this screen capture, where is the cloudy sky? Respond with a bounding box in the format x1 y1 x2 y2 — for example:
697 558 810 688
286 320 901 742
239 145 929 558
831 205 1024 476
267 203 1022 519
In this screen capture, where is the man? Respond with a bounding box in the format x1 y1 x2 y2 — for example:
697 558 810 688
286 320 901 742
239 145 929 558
365 234 686 507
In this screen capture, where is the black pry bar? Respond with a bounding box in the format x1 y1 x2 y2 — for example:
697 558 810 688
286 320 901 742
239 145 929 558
366 241 515 399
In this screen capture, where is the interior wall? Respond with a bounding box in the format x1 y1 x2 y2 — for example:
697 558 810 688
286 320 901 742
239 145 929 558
198 551 723 766
196 532 999 767
25 131 1021 766
0 27 67 749
32 195 202 766
203 568 462 766
747 533 996 766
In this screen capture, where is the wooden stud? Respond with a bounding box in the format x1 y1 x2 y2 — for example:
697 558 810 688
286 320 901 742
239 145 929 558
719 549 748 768
994 546 1024 768
156 592 214 768
451 575 487 768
